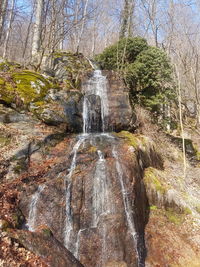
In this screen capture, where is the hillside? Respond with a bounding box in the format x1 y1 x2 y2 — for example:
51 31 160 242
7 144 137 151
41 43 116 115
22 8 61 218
0 54 199 267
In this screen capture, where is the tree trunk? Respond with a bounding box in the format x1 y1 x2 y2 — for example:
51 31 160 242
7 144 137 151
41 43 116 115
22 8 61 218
119 0 134 39
76 0 89 53
0 0 8 43
32 0 44 59
3 0 15 58
175 65 186 181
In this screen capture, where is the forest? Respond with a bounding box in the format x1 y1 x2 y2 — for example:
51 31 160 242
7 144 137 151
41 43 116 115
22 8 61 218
0 1 200 267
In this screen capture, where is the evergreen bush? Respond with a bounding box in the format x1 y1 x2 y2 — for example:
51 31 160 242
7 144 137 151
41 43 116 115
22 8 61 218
95 37 148 70
95 38 175 117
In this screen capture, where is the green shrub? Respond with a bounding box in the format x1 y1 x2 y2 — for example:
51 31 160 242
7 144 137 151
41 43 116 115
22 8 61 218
95 38 175 118
125 46 174 112
95 37 148 70
125 47 172 92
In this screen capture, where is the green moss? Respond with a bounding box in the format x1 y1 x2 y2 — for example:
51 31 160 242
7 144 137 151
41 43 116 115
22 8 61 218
33 100 46 107
165 208 184 225
0 135 11 147
0 61 11 72
0 59 21 72
0 81 15 104
12 71 50 105
116 131 139 147
0 77 5 85
42 227 53 237
116 131 148 149
0 70 53 107
51 51 92 90
183 207 192 215
144 167 167 194
88 146 97 153
150 205 158 210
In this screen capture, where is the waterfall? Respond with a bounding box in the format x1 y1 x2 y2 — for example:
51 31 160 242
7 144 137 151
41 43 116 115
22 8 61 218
92 149 110 227
26 67 143 266
83 70 109 133
112 147 143 266
64 69 143 265
26 184 45 231
64 135 87 250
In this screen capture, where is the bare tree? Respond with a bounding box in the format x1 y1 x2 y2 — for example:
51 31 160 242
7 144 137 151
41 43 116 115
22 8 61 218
119 0 134 39
3 0 15 58
76 0 89 53
32 0 44 59
0 0 8 42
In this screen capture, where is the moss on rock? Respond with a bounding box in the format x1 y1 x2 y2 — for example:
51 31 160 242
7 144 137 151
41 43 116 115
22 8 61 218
0 134 11 147
0 70 53 109
45 51 92 90
0 59 21 72
115 130 149 149
88 146 97 153
144 167 167 195
165 208 185 225
12 71 50 105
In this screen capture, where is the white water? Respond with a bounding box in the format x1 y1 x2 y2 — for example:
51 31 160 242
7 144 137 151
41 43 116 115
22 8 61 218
64 136 86 249
27 184 45 231
92 150 110 227
63 69 142 265
74 228 86 259
112 147 140 262
83 70 109 133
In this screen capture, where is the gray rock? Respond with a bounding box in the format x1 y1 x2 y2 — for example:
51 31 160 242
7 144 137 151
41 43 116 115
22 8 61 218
0 104 30 123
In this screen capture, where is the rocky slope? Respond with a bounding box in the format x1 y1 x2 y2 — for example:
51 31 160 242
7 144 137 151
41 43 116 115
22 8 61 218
0 55 200 266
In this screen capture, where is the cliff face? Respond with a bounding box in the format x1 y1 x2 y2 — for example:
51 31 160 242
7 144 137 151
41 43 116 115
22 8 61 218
18 133 162 267
0 56 200 267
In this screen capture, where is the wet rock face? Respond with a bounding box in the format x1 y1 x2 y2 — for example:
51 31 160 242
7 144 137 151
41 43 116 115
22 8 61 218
19 134 161 267
82 94 102 132
81 71 134 132
103 71 134 132
8 229 84 267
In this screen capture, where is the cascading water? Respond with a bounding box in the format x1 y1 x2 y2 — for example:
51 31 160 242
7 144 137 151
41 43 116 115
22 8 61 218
26 184 45 231
64 136 87 249
26 67 145 266
92 149 110 227
63 68 144 266
83 70 109 133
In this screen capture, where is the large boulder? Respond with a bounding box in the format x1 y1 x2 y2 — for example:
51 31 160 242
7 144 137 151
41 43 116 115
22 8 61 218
41 52 92 85
8 229 84 267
